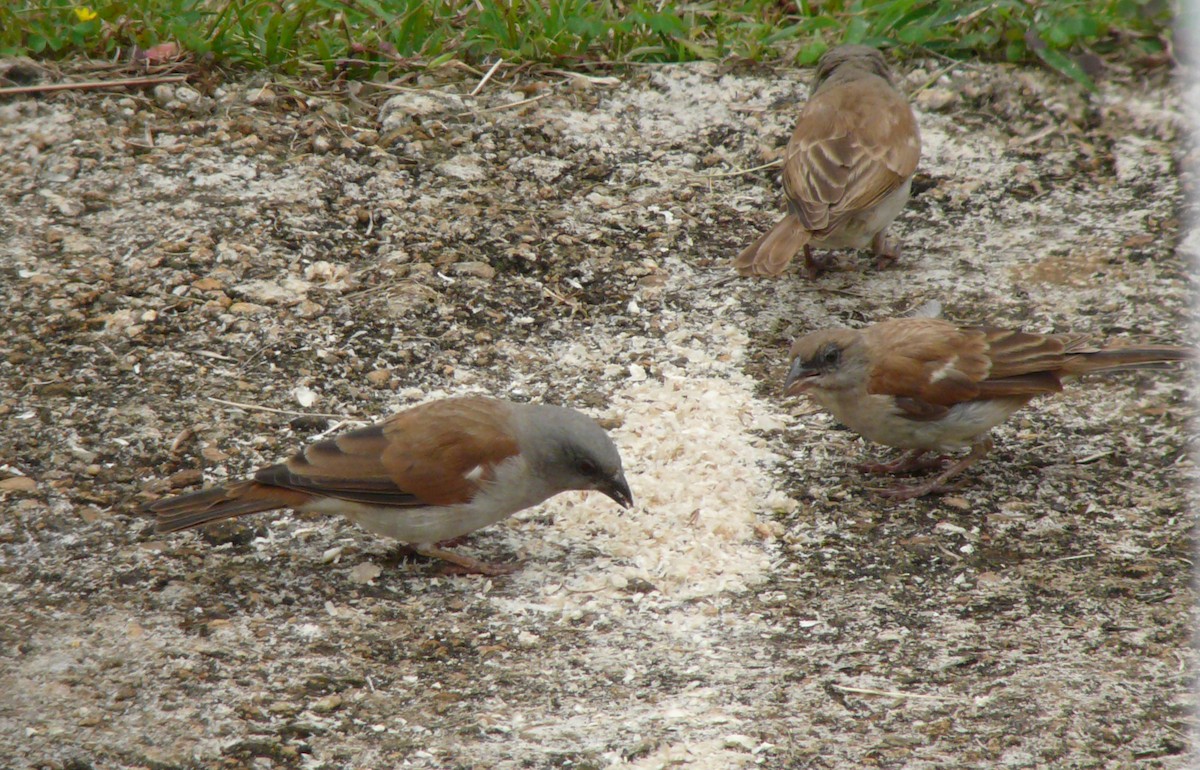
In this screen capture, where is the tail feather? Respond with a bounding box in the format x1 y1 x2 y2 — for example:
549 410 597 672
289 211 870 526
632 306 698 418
1066 345 1193 376
733 215 811 277
147 481 306 533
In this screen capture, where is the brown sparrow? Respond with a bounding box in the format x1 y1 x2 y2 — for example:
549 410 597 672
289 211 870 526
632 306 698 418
146 396 633 574
734 44 921 278
785 317 1190 499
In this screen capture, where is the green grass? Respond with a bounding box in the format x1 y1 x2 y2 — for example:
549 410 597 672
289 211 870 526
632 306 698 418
0 0 1175 88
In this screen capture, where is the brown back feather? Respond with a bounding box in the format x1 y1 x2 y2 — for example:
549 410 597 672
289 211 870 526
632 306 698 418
864 319 989 406
782 77 919 236
978 328 1079 378
974 372 1064 398
865 320 1190 412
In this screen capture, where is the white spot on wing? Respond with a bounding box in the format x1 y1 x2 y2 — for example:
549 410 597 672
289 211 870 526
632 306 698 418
463 464 486 483
929 358 959 383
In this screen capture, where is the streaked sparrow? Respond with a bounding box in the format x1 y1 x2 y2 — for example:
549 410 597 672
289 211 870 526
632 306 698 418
734 44 921 278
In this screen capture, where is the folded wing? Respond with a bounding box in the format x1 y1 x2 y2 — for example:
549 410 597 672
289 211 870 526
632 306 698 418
150 397 521 532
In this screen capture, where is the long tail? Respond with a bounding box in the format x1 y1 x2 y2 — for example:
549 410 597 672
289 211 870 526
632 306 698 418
146 480 308 532
732 214 811 277
1065 344 1193 376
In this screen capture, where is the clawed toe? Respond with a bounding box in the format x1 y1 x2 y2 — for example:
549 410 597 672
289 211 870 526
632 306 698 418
803 247 837 279
857 451 948 476
870 231 901 269
384 542 518 576
418 543 519 576
857 461 897 474
435 559 519 577
872 480 964 500
857 459 942 475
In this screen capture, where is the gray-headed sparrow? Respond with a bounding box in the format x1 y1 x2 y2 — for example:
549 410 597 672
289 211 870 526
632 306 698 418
146 397 632 574
785 317 1190 499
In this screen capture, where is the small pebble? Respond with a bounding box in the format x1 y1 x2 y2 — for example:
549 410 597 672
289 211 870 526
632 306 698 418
0 476 36 492
311 694 343 714
247 86 276 106
174 85 201 105
228 301 268 315
451 261 496 279
152 83 174 107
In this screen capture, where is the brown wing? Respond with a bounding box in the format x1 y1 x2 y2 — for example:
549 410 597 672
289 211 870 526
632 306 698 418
862 322 1082 418
977 327 1189 390
978 327 1087 378
258 397 520 507
965 327 1084 398
862 319 990 416
782 76 919 234
856 320 1185 423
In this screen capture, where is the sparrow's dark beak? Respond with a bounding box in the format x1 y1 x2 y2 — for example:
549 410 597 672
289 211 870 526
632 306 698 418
600 473 634 509
784 358 816 396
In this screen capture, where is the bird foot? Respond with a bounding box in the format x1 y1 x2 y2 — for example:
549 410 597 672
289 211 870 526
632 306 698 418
417 544 519 576
871 480 964 501
869 439 992 501
857 451 949 476
434 558 520 577
870 231 901 270
435 535 471 548
383 542 517 576
803 246 837 279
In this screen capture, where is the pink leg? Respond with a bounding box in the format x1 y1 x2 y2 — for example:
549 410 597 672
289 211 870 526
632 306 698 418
871 229 900 270
803 245 837 279
857 449 950 475
435 535 470 548
873 439 993 501
416 544 519 576
387 542 518 576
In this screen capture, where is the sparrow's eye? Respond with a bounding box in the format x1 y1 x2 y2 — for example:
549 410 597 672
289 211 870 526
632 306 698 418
578 458 598 476
819 345 841 368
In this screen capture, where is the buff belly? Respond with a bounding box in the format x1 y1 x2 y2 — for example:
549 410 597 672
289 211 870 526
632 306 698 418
811 178 912 250
819 391 1029 452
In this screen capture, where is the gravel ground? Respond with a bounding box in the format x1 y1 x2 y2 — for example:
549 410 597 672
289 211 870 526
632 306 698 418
0 56 1194 769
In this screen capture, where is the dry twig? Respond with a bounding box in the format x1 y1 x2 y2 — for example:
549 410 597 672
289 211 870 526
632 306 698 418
0 74 189 96
207 396 356 421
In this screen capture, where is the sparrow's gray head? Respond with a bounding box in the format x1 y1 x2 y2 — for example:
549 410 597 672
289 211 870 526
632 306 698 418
785 328 868 395
813 44 893 93
517 404 633 509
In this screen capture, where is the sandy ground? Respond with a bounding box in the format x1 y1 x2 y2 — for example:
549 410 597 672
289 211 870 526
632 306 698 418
0 56 1194 769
